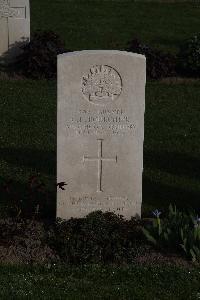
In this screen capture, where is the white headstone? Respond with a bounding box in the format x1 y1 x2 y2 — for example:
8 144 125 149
0 0 30 62
57 50 146 220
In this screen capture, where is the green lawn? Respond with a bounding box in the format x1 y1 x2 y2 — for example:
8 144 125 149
30 1 200 53
1 1 200 296
144 81 200 214
0 80 200 216
0 264 200 299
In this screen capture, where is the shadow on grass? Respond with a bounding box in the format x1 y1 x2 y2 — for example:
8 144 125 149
144 150 200 180
143 177 200 211
0 176 56 220
1 147 199 218
143 150 200 212
0 147 56 175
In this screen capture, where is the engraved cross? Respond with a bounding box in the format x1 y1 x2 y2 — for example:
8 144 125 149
83 139 117 192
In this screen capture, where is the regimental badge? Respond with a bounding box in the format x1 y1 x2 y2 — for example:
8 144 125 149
82 65 122 105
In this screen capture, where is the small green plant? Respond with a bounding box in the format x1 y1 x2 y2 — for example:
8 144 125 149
177 33 200 77
143 205 200 262
180 215 200 262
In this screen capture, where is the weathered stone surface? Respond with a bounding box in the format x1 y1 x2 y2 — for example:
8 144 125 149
0 0 30 63
57 50 146 219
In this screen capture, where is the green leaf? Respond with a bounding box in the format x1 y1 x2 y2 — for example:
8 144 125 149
169 203 174 216
153 219 157 228
180 243 187 253
193 246 200 257
142 228 157 245
180 228 184 240
190 249 196 262
167 228 171 235
158 224 162 236
163 232 169 241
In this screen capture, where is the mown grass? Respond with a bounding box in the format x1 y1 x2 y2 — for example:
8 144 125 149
0 80 200 216
0 1 200 296
143 81 200 214
0 264 200 299
30 0 200 53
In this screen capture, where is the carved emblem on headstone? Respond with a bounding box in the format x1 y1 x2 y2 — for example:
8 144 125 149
82 65 122 105
0 0 20 18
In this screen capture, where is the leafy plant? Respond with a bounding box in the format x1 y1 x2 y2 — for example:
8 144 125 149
126 38 176 79
16 30 70 79
180 215 200 262
177 33 200 77
143 205 200 262
52 211 147 264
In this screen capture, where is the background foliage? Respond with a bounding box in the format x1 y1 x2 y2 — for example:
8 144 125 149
177 33 200 77
17 31 68 79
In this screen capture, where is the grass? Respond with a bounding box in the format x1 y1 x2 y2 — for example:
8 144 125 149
30 1 200 53
0 80 200 216
143 81 200 214
0 264 200 299
0 0 200 297
0 80 56 183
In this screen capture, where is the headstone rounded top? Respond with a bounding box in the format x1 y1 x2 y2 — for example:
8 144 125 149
58 50 146 61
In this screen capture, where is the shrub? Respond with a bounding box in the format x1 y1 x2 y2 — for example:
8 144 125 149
177 33 200 77
143 205 200 262
51 211 147 264
126 38 176 79
16 30 69 79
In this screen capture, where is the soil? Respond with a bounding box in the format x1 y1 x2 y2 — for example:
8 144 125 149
0 218 196 268
135 249 195 268
0 219 58 265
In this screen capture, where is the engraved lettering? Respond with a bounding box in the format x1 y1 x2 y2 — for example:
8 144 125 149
0 1 25 19
66 108 136 136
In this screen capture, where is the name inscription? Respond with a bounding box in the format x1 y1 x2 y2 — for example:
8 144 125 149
66 108 136 136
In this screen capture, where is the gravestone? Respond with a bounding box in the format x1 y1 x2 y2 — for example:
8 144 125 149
0 0 30 63
57 50 146 219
